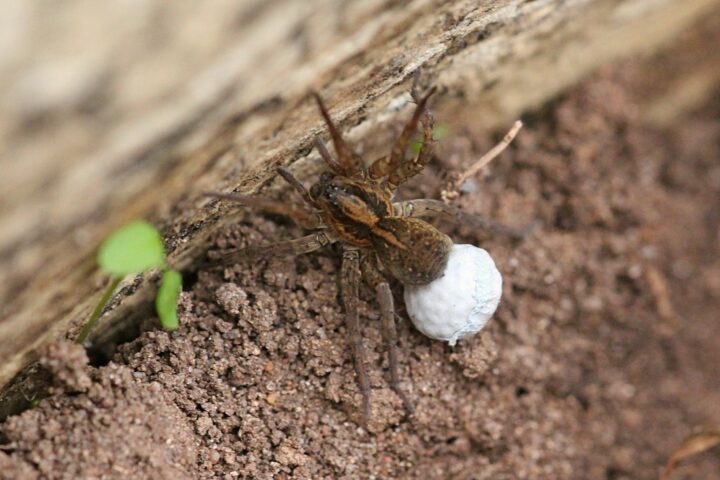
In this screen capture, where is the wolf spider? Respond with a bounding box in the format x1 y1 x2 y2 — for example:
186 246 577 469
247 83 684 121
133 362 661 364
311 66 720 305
207 77 522 425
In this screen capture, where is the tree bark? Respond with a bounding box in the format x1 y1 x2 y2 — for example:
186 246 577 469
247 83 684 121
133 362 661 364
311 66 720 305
0 0 718 391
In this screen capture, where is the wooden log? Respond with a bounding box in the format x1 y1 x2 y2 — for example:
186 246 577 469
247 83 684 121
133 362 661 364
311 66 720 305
0 0 718 393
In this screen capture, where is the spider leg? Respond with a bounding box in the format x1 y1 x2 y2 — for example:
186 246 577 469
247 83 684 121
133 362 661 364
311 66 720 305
277 166 317 209
205 231 335 267
341 246 372 425
393 199 535 240
312 92 365 177
388 100 434 188
369 85 437 186
361 255 413 415
204 192 323 229
314 138 345 175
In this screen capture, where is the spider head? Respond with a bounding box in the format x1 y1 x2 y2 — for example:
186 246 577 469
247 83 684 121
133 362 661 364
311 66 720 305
310 171 393 246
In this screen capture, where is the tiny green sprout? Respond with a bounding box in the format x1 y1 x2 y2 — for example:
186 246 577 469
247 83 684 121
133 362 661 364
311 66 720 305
77 221 182 344
411 123 449 154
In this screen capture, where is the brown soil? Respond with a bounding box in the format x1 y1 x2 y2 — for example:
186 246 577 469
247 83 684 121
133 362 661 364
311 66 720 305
2 48 720 480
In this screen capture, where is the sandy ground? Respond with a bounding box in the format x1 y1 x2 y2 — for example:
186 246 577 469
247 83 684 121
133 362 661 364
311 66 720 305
2 35 720 480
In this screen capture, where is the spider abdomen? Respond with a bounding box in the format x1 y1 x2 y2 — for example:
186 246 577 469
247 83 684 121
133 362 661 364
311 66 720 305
372 217 452 285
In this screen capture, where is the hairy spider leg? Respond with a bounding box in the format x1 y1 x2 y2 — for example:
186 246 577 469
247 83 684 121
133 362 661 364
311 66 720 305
312 92 365 178
314 138 345 175
341 246 372 425
207 231 335 267
369 85 437 186
204 192 322 230
388 96 434 188
277 166 318 209
393 199 535 240
384 73 436 187
361 254 413 415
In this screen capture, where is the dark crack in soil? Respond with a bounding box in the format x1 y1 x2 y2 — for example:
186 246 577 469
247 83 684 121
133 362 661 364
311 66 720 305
1 59 720 479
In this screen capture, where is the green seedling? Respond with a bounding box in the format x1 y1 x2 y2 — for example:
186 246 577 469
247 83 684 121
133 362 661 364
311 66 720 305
76 221 182 344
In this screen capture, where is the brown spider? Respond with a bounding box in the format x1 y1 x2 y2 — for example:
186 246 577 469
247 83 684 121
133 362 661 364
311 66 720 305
207 77 522 425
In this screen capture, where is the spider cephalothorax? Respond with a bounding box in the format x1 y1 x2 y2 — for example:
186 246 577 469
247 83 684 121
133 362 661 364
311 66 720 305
307 167 454 288
207 76 519 426
310 171 395 247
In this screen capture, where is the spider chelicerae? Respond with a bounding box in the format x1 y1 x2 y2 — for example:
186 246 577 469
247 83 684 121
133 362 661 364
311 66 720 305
207 75 523 425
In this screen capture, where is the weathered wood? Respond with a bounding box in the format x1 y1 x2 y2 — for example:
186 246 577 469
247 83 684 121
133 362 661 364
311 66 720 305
0 0 718 391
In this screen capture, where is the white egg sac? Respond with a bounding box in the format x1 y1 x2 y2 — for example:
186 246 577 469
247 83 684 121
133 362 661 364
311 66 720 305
403 244 502 346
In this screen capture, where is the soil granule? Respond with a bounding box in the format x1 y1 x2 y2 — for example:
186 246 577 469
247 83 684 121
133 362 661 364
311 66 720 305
2 54 720 480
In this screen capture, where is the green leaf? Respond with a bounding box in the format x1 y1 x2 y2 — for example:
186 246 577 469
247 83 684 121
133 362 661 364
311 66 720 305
156 269 182 330
97 221 165 276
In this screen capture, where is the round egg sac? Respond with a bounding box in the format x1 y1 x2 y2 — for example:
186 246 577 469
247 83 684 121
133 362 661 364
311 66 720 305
403 244 502 346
